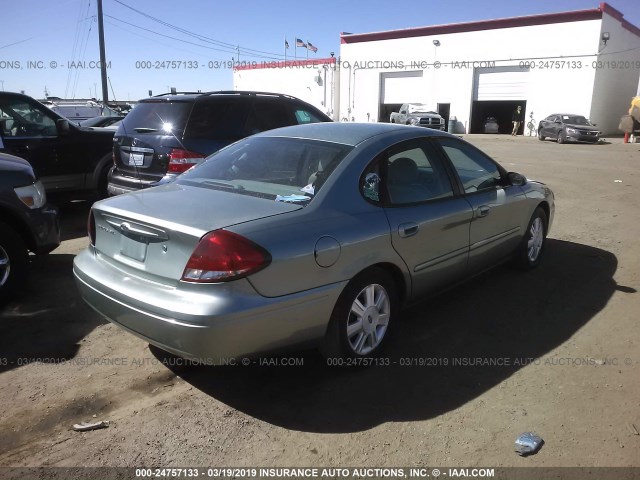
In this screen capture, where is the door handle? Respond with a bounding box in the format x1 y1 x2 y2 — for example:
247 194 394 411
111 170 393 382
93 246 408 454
399 222 419 238
477 206 491 218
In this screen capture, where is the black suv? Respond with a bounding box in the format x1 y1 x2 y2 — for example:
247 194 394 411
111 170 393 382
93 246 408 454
0 152 60 305
108 91 332 195
0 91 115 195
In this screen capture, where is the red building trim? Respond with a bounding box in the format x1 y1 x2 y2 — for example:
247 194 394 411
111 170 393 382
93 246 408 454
600 2 640 37
339 4 639 44
234 57 336 71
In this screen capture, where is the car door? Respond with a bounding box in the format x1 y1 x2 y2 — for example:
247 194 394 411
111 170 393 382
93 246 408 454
434 137 526 273
373 138 473 298
550 115 563 137
0 96 84 190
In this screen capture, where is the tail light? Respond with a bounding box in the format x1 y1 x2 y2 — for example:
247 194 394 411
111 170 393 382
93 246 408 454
181 230 271 283
167 148 204 174
88 210 96 246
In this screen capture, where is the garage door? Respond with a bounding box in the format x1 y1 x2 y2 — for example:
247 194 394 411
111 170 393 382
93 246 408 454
380 71 424 104
474 67 529 101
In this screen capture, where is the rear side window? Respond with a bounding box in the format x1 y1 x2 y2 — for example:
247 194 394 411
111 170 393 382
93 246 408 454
120 101 191 134
184 98 251 140
293 107 325 124
244 99 293 135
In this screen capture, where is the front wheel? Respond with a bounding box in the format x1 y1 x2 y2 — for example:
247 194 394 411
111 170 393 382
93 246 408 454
538 129 545 141
0 221 29 306
514 207 548 270
557 131 565 144
321 268 397 360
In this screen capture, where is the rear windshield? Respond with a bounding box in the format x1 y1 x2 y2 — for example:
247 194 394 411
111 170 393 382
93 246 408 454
119 101 192 134
177 137 352 205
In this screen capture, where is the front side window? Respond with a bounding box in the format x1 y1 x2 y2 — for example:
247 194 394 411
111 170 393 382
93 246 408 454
178 137 352 204
0 99 57 137
437 138 502 194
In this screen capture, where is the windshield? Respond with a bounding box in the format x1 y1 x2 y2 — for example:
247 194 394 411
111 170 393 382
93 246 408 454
177 137 353 204
562 115 591 125
408 104 433 114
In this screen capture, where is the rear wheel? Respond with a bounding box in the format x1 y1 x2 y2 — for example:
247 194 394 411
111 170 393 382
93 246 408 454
0 221 29 306
514 207 548 270
321 268 397 361
96 156 113 199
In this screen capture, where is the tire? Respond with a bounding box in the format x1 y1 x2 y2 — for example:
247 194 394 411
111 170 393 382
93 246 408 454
0 221 29 306
538 129 545 141
514 207 548 270
557 131 565 144
96 156 113 199
321 267 397 361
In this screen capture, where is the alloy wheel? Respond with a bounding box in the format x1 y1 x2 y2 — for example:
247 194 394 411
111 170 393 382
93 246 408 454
527 217 544 262
0 245 10 288
346 284 390 355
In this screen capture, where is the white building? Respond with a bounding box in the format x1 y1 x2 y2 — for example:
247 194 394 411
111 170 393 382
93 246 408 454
235 3 640 134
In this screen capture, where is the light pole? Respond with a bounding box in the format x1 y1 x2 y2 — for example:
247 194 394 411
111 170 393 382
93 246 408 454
432 39 440 107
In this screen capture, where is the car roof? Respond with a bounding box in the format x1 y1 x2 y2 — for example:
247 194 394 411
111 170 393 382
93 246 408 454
140 90 304 103
254 122 452 146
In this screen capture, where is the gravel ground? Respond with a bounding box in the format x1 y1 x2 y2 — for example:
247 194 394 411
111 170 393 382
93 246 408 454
0 135 638 472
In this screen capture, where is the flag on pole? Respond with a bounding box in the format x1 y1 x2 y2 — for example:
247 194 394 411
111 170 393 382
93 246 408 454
307 41 318 53
285 39 290 49
296 38 307 48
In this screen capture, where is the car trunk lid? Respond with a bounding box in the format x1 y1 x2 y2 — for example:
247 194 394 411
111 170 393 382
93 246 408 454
92 183 302 281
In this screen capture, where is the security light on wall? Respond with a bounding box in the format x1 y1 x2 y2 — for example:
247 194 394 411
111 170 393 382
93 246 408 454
601 32 610 45
433 40 441 46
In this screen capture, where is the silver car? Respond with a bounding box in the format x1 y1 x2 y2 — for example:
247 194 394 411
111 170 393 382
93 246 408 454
74 123 554 362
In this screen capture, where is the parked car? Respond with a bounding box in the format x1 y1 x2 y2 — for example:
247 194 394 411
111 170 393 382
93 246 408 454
107 91 332 196
538 114 600 144
0 92 115 195
80 116 125 128
390 104 445 130
484 117 499 134
0 153 60 305
74 123 554 363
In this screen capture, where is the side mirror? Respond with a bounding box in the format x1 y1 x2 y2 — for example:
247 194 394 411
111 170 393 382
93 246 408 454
507 172 527 187
554 120 561 124
56 119 70 136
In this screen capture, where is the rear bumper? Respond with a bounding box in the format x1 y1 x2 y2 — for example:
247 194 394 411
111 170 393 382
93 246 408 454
107 170 179 196
107 169 158 195
73 248 345 362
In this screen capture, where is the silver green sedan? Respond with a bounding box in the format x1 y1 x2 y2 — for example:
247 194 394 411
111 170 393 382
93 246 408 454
73 123 554 362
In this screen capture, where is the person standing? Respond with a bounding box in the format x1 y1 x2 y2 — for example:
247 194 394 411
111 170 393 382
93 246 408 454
512 106 523 136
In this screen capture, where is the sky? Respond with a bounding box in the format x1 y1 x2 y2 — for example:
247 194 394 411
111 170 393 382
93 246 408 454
1 0 639 102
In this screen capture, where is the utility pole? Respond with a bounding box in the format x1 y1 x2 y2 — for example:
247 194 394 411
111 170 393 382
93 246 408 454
97 0 109 103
